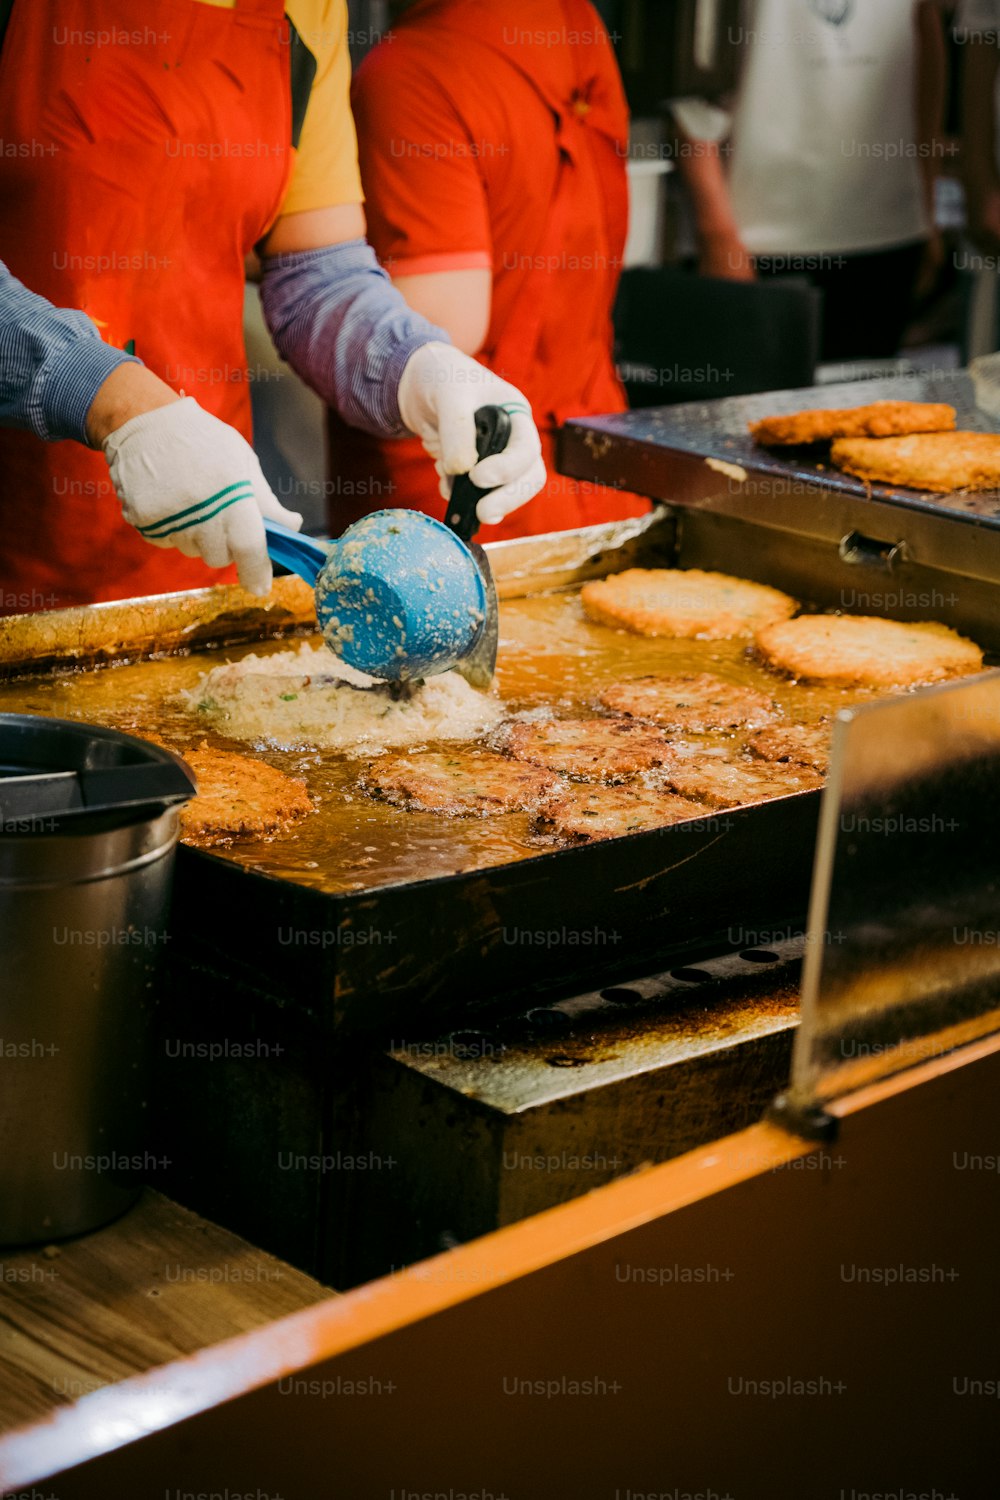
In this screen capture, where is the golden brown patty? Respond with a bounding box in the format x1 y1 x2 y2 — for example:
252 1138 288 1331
580 568 797 640
662 757 824 809
749 400 956 447
746 722 831 774
176 744 313 846
502 717 677 782
598 673 777 731
830 431 1000 493
755 615 983 688
537 783 703 843
363 749 560 815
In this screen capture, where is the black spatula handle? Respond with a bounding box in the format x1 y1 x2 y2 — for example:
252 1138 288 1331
446 405 513 543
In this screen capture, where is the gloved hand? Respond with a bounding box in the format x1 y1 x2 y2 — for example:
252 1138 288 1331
397 343 546 524
102 397 302 596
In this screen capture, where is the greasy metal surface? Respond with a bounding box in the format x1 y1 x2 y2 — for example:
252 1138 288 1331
329 942 802 1284
562 371 1000 523
0 582 862 899
0 575 318 680
389 936 805 1112
789 671 1000 1112
0 512 674 682
0 514 683 899
671 505 1000 658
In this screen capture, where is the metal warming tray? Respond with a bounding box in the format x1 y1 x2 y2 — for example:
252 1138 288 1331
561 369 1000 522
561 371 1000 610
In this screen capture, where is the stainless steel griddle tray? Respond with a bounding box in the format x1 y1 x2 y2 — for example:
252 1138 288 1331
562 370 1000 523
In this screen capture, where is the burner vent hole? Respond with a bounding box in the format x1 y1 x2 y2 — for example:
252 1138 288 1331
600 987 642 1005
525 1007 572 1032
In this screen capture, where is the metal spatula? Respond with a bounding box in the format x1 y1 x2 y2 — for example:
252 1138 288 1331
444 405 511 690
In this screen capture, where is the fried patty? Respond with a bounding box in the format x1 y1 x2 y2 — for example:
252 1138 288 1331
662 757 824 809
749 400 956 447
830 432 1000 493
746 722 831 774
363 749 561 815
177 744 313 846
580 568 797 640
502 717 677 782
755 614 983 688
537 783 703 843
598 673 777 731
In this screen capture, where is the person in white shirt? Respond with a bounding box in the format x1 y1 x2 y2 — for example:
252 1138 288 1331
673 0 945 361
958 0 1000 253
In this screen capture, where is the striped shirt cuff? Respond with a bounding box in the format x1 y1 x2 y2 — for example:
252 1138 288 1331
41 338 139 446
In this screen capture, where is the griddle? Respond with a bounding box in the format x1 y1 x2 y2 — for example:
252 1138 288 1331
8 378 1000 1044
0 510 823 1044
170 498 845 1040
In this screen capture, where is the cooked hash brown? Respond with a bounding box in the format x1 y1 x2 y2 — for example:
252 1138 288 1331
580 568 797 640
830 432 1000 492
537 783 703 843
746 722 831 774
749 400 956 447
176 744 313 846
363 749 560 815
599 673 777 731
662 757 824 809
502 717 677 782
755 614 983 688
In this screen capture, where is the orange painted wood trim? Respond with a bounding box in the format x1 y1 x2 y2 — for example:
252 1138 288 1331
0 1120 812 1489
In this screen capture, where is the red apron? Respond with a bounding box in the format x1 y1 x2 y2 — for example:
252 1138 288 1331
327 0 649 540
0 0 292 610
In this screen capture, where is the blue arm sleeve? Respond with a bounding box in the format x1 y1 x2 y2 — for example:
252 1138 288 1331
258 239 449 438
0 261 140 444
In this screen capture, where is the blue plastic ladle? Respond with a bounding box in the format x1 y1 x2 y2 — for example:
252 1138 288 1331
263 510 487 683
264 405 511 686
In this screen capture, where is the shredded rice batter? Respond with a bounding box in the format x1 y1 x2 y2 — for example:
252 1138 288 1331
188 641 502 752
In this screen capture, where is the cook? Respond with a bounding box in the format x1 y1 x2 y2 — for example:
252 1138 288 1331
0 0 545 612
328 0 651 538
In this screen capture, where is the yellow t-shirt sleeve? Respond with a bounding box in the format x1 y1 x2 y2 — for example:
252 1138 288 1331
280 0 364 215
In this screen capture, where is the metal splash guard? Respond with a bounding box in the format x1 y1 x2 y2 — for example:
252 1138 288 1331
781 670 1000 1131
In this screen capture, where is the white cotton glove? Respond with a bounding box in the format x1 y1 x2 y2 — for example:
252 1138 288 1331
397 342 546 524
103 396 303 596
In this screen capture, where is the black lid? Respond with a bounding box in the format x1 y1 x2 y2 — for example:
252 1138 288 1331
0 715 196 833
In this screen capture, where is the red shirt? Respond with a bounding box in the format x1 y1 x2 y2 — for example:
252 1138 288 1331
328 0 649 539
